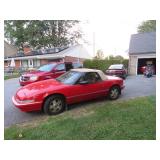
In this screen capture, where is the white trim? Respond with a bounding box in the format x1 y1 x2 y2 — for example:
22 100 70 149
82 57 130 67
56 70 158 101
4 54 64 61
135 57 138 75
137 54 156 59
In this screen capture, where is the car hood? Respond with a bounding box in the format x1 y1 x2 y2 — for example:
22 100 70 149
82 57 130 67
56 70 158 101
22 70 48 77
16 79 66 100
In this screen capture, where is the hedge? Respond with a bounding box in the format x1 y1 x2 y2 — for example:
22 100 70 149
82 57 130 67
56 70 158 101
83 59 129 72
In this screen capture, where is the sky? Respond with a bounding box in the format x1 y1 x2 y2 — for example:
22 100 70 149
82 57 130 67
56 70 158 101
79 20 144 58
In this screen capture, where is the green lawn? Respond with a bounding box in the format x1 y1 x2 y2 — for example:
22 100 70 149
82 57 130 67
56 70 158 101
4 96 156 140
4 74 20 80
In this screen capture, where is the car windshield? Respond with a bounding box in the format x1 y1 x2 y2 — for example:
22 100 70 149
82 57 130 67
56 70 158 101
38 63 57 72
109 65 123 70
56 71 82 85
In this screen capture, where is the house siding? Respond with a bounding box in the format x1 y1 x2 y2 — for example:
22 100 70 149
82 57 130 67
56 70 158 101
64 56 84 63
40 59 49 65
4 60 21 68
15 60 21 68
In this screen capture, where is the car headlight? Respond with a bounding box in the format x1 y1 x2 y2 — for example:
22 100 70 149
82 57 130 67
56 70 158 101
16 99 35 104
30 76 38 81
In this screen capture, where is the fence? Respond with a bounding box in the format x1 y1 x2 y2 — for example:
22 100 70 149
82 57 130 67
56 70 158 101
4 67 36 76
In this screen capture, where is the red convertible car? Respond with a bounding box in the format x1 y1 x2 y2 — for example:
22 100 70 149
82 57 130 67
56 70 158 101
12 68 125 115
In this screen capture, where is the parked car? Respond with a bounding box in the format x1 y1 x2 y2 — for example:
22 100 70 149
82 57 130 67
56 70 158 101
105 64 127 79
139 66 146 74
13 68 125 115
19 62 83 86
139 65 155 75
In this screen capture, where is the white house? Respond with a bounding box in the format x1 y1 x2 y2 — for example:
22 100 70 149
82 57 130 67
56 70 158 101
4 44 92 68
128 32 156 75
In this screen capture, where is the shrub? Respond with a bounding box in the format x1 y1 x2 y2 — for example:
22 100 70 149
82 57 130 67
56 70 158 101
83 59 129 72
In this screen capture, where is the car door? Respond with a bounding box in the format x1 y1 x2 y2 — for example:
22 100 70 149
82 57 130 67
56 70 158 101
67 72 107 104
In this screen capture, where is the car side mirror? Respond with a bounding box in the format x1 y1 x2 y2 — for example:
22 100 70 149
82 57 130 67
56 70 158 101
78 80 89 85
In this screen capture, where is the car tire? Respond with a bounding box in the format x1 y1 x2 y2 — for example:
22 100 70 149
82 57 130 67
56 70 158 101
108 86 120 100
122 74 127 79
43 95 65 115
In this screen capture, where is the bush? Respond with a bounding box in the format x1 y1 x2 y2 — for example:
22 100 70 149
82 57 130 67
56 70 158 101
83 59 129 72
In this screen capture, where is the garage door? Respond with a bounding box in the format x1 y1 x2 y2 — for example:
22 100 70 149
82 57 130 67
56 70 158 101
137 58 156 74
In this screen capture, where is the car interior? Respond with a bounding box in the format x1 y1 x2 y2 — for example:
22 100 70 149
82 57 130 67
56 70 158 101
77 72 101 84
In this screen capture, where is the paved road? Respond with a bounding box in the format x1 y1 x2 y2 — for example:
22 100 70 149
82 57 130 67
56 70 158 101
122 75 156 99
4 75 156 127
4 78 46 127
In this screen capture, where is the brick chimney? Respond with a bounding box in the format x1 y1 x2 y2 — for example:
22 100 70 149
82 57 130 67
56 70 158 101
23 43 32 55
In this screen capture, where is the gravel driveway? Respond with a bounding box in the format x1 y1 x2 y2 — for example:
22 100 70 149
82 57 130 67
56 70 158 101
4 75 156 127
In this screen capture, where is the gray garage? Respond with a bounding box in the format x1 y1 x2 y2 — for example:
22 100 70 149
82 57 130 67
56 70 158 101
128 32 156 75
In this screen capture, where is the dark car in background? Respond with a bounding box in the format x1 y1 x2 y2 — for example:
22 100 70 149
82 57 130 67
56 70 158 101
19 62 83 86
105 64 127 79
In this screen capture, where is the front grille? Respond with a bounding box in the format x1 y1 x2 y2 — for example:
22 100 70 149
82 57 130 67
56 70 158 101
21 76 30 81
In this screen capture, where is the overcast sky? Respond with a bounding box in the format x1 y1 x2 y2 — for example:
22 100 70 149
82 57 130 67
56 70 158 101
79 20 144 58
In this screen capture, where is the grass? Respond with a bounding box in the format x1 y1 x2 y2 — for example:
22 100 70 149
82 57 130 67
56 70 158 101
4 74 20 80
4 96 156 140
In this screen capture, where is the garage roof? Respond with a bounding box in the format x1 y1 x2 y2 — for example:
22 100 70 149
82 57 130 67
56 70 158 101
129 32 156 54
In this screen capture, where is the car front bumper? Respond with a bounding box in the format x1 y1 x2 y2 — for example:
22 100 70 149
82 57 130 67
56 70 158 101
12 96 42 112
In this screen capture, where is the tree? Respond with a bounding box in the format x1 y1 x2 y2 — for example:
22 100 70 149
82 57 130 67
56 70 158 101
137 20 156 33
106 55 124 61
4 20 82 50
94 49 104 59
114 55 124 61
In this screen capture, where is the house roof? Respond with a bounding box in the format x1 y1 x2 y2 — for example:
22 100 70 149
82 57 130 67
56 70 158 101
4 44 92 60
5 46 68 58
4 41 18 57
129 32 156 54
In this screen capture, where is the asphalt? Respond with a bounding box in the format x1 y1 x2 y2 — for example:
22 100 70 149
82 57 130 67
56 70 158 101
4 78 45 127
4 75 156 127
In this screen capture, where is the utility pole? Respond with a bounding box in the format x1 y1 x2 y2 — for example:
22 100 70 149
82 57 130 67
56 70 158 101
93 32 96 57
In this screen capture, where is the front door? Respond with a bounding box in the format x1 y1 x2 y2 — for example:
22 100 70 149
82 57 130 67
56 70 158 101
67 72 107 104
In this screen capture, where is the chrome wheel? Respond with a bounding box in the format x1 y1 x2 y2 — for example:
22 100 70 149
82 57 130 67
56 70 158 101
109 86 120 100
43 95 65 115
49 98 63 113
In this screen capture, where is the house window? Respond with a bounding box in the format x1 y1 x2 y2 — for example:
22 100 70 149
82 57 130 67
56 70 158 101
29 60 33 65
21 60 28 68
33 59 40 68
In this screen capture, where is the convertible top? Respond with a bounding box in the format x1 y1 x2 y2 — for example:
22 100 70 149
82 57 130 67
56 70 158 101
71 68 108 80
